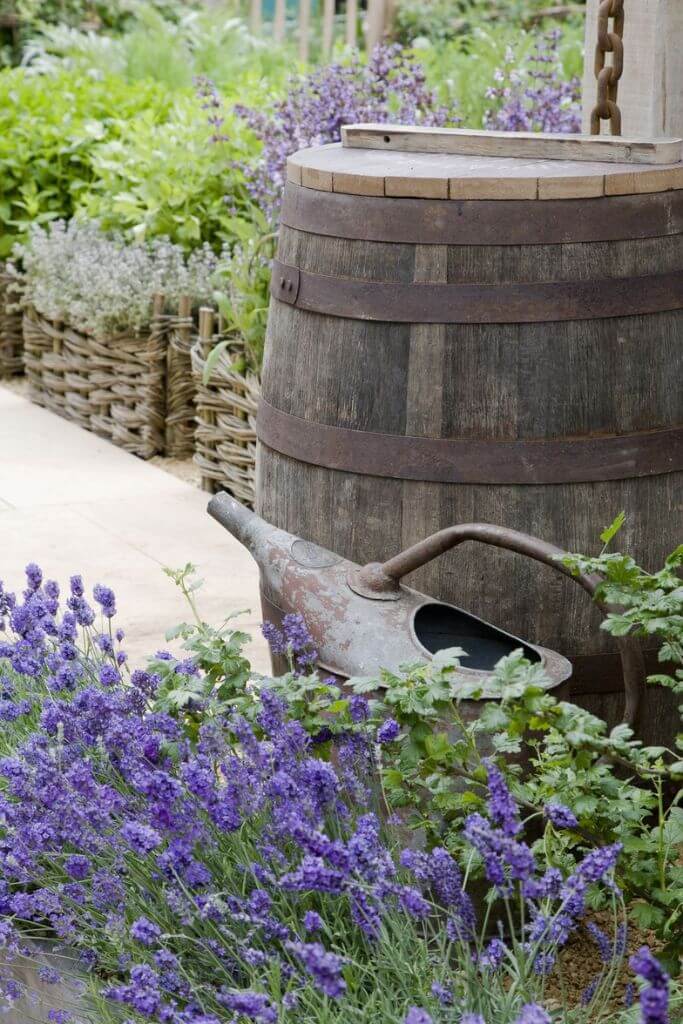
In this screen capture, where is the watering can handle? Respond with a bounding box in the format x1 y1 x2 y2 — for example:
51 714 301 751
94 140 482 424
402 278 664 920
349 523 643 727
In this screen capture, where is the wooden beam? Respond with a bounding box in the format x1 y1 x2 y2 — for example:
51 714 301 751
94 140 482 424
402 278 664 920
342 124 683 165
582 0 683 138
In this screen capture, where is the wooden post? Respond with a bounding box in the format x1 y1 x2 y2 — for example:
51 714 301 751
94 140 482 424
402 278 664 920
273 0 286 43
366 0 386 53
249 0 262 34
582 0 683 138
298 0 311 62
322 0 335 56
345 0 357 47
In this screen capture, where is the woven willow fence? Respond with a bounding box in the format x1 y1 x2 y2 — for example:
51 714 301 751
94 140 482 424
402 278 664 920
0 264 23 378
191 306 260 507
22 297 167 459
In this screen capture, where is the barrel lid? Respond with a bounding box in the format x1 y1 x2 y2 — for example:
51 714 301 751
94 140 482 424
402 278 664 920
287 141 683 201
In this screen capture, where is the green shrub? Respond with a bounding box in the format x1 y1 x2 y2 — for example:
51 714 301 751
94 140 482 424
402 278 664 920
22 4 294 90
78 94 262 252
0 67 171 256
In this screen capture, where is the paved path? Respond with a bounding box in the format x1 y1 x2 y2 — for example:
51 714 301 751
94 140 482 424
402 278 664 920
0 385 271 673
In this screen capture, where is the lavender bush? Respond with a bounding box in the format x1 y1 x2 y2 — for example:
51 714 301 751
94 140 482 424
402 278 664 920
232 44 461 221
0 566 679 1024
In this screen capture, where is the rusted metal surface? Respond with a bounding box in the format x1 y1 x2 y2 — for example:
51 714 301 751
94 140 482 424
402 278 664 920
280 183 683 245
208 495 645 727
591 0 625 135
207 493 573 697
256 399 683 485
348 522 643 725
270 258 683 323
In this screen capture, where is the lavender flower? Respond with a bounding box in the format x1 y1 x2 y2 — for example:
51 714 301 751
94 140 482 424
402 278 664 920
544 802 578 830
430 981 452 1006
485 760 520 836
404 1009 432 1024
286 941 347 999
377 718 401 744
587 921 612 963
630 947 670 1024
303 911 323 933
514 1005 551 1024
131 917 162 947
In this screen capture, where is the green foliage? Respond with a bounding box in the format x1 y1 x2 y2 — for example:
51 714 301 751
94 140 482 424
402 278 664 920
22 5 294 90
0 67 171 255
212 229 276 372
343 533 683 971
394 0 584 47
77 94 261 251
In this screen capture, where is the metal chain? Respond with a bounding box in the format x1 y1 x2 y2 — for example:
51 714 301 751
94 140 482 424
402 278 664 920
590 0 625 136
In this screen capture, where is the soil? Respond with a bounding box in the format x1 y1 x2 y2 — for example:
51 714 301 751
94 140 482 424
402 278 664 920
149 454 201 488
544 910 660 1015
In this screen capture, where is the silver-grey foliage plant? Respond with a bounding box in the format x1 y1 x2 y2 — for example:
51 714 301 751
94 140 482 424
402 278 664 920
12 219 221 338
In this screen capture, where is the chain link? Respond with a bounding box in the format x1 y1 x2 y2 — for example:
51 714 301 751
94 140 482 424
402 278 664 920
590 0 625 136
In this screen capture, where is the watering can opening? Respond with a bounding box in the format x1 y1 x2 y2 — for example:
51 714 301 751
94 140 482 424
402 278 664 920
412 602 541 671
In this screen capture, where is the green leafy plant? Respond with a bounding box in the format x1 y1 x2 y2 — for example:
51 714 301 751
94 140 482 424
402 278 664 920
78 94 261 252
343 527 683 971
0 67 171 256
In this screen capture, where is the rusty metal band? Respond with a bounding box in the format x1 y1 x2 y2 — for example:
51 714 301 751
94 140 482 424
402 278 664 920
280 182 683 246
271 259 683 324
257 400 683 485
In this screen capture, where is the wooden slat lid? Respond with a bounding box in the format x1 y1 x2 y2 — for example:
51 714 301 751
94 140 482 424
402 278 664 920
286 135 683 201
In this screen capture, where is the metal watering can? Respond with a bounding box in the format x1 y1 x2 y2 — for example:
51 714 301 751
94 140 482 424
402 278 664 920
208 494 644 721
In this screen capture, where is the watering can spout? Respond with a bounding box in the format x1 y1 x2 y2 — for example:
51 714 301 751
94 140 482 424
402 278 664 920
207 493 274 554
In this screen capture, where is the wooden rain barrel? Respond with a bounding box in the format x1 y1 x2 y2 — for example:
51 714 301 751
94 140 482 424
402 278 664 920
257 126 683 746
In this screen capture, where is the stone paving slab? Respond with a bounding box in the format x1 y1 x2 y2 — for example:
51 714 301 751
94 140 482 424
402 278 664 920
0 386 271 673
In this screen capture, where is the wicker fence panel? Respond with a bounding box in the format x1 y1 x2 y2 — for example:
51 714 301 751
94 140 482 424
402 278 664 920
0 267 23 378
22 305 167 459
191 311 259 507
165 296 196 459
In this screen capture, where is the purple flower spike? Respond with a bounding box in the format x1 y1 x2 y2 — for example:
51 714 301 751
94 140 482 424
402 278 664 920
404 1009 432 1024
514 1004 551 1024
544 802 578 830
485 760 520 836
630 947 670 1024
286 940 347 999
377 718 401 744
130 917 161 947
